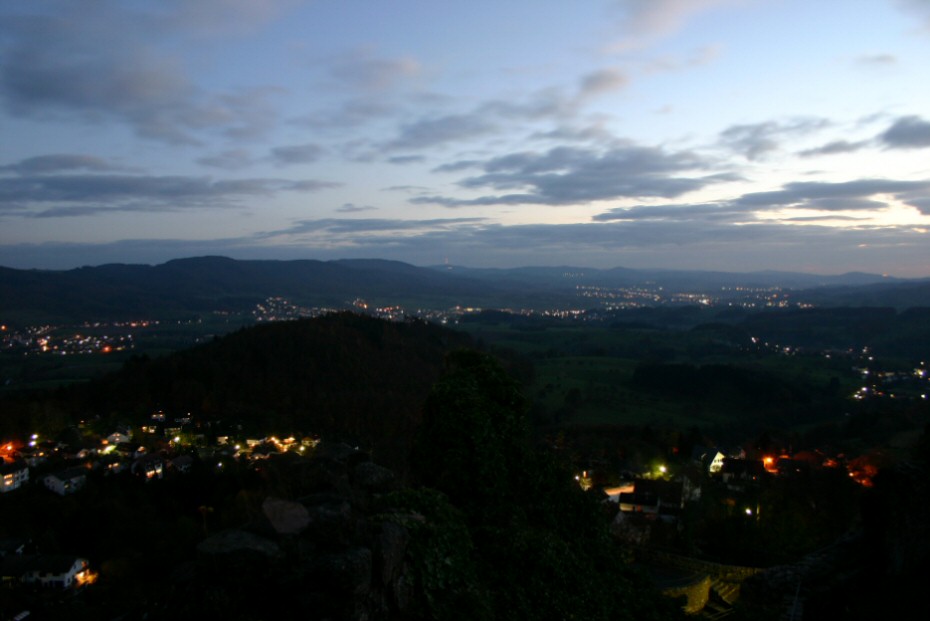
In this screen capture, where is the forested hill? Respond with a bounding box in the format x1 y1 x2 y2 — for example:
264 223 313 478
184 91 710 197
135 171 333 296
0 256 500 322
3 255 928 324
0 313 474 471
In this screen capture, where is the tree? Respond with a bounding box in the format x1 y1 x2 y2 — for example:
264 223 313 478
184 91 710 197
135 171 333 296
411 350 685 621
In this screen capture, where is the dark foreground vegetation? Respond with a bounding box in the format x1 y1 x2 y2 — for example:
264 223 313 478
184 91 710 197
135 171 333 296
0 311 928 619
0 327 683 620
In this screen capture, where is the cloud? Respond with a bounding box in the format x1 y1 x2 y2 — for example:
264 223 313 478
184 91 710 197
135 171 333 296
325 49 422 92
782 215 870 222
609 0 741 50
416 144 728 206
879 115 930 149
856 54 897 66
480 88 575 121
895 0 930 31
379 82 604 153
719 118 830 160
529 123 617 144
335 203 378 213
293 99 399 129
270 143 325 165
734 179 930 211
578 69 628 98
210 88 280 140
637 44 723 75
591 178 930 225
163 0 303 36
0 154 131 174
387 155 426 165
196 149 254 170
382 185 431 193
255 217 486 238
384 113 499 151
374 66 631 155
592 202 750 222
802 198 889 211
798 140 869 157
0 4 280 144
0 173 339 217
908 198 930 215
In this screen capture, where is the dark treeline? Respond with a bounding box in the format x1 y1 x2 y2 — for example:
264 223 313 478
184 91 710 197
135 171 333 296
0 313 474 472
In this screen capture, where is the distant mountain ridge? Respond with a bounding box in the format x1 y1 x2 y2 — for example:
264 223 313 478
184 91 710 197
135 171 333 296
435 264 907 290
0 256 499 322
1 256 927 323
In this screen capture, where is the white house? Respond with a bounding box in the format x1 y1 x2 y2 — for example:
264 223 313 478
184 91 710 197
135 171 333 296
0 461 29 493
106 427 133 445
43 467 87 496
11 556 91 589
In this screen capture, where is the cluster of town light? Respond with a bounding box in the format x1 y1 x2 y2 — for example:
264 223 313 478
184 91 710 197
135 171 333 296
75 568 99 587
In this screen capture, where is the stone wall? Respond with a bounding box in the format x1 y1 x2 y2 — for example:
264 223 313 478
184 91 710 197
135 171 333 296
661 574 712 614
636 547 763 583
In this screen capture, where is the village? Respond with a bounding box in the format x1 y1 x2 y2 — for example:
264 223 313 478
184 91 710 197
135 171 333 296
0 409 323 603
0 397 877 619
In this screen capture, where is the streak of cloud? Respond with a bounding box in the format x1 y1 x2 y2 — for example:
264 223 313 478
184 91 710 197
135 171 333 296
417 144 729 206
880 115 930 149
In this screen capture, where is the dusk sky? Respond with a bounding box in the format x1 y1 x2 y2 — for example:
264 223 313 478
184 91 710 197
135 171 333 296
1 0 929 275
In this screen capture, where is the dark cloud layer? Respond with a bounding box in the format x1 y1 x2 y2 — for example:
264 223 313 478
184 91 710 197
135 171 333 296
798 140 869 157
1 154 131 174
880 116 930 149
415 144 728 207
735 179 930 211
270 143 325 165
0 172 338 217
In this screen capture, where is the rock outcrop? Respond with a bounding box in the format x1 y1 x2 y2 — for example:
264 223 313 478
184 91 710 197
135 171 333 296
168 441 436 621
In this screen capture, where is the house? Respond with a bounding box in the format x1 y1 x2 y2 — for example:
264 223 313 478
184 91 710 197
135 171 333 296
43 467 87 496
775 457 811 477
94 455 127 476
719 458 767 490
61 440 97 460
115 442 146 460
693 444 746 475
618 479 685 522
132 454 164 480
16 445 49 468
0 460 29 493
170 454 194 473
1 555 92 589
106 427 132 445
